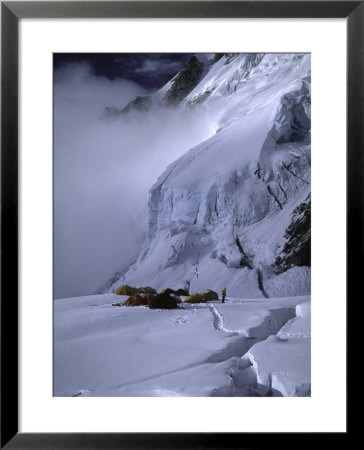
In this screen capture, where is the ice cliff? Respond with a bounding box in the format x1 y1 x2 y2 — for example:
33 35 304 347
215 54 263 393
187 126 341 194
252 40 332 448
108 53 311 297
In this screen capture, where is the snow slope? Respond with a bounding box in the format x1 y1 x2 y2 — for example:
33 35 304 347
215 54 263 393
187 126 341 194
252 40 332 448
244 301 311 396
109 53 311 297
54 294 310 397
54 54 312 399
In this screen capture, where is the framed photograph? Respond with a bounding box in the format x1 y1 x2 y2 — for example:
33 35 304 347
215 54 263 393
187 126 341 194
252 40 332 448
2 1 358 447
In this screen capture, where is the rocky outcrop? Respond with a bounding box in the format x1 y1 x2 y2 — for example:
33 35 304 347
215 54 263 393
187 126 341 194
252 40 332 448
104 95 152 117
165 56 204 104
120 95 152 114
271 85 311 144
211 53 224 64
274 194 311 274
104 106 121 118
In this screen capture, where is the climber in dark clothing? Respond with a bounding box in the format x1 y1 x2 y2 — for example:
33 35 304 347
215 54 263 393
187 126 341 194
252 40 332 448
222 287 226 303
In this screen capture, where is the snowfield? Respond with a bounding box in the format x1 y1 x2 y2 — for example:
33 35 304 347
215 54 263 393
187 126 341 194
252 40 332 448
54 294 310 397
54 53 311 398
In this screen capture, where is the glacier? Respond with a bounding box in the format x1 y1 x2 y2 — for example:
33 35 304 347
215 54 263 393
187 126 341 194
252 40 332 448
54 53 311 398
108 53 311 298
54 293 310 397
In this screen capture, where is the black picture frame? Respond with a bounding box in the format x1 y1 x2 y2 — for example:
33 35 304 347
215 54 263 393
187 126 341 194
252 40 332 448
1 1 358 448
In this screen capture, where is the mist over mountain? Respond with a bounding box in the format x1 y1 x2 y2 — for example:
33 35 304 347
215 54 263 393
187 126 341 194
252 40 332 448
54 60 214 299
54 53 312 398
105 53 311 298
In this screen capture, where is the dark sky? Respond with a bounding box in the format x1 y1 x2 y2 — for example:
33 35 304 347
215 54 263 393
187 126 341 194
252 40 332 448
54 53 193 91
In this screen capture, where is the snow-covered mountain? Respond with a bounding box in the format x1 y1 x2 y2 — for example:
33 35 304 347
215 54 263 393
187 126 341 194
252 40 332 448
108 53 311 298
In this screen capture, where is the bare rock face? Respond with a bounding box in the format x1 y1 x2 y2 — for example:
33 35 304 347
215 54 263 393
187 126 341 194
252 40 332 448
211 53 224 65
165 56 204 105
104 95 152 117
120 95 152 114
274 194 311 274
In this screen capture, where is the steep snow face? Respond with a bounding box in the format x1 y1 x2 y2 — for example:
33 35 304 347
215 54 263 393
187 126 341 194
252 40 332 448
110 54 311 297
107 54 215 116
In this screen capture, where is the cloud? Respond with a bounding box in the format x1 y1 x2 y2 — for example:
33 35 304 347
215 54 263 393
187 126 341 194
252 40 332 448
111 54 192 88
54 63 213 299
54 62 146 109
134 58 182 76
